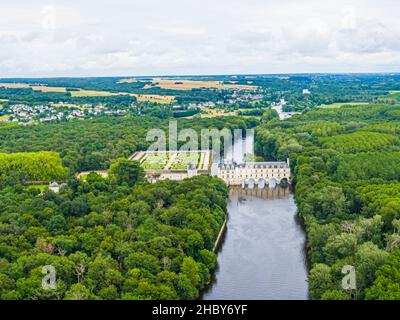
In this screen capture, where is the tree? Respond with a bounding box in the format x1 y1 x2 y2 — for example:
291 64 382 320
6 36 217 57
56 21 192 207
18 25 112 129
355 242 388 297
308 264 334 300
175 273 197 300
64 283 95 300
261 109 279 123
308 186 347 221
307 222 337 264
84 255 123 293
198 250 217 270
48 215 67 234
124 252 161 274
321 290 350 300
109 158 144 187
324 233 358 264
365 250 400 300
180 257 201 289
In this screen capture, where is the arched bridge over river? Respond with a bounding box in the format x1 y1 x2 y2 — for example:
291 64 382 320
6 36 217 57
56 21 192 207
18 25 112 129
213 159 291 189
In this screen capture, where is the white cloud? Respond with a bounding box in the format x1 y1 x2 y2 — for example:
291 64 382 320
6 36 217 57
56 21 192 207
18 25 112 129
0 0 399 77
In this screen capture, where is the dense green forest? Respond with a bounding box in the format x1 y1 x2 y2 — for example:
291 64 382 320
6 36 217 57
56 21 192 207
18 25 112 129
0 160 228 300
255 103 400 299
0 152 67 184
0 87 137 106
0 116 254 174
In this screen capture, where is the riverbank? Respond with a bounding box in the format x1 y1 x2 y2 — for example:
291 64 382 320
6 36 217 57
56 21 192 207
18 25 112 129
213 218 227 252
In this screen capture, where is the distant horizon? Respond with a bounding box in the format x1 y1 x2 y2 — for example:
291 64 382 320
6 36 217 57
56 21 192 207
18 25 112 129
1 71 400 80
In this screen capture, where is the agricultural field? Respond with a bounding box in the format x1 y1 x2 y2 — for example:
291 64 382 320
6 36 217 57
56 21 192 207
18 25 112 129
319 131 399 153
317 102 369 109
0 83 67 92
0 83 175 104
200 107 237 118
389 91 400 100
296 121 344 137
71 89 175 104
134 93 175 104
119 78 258 91
362 122 400 134
51 103 84 109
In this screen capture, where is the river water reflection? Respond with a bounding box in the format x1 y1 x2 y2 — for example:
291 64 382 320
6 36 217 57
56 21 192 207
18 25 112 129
202 187 309 300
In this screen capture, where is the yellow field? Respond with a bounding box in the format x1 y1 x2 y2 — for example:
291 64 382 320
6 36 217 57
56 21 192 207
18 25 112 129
0 83 67 93
199 108 237 118
135 94 175 104
52 103 84 109
0 115 10 120
120 78 258 91
31 85 67 92
0 83 175 104
0 83 31 89
118 79 141 83
71 90 175 104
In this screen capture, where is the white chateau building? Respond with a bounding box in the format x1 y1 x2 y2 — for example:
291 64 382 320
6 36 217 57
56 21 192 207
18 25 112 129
216 159 291 188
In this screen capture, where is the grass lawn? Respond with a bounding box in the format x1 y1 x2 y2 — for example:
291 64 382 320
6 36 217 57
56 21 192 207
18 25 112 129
25 184 48 192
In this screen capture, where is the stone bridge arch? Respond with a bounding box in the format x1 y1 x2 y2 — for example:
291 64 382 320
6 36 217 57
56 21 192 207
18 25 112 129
248 178 255 189
258 178 265 189
280 177 289 187
269 177 277 189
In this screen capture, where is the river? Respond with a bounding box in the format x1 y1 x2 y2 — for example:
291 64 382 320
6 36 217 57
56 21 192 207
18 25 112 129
202 187 308 299
202 132 309 299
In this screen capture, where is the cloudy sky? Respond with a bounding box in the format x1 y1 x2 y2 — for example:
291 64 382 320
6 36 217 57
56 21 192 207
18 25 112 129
1 0 400 77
